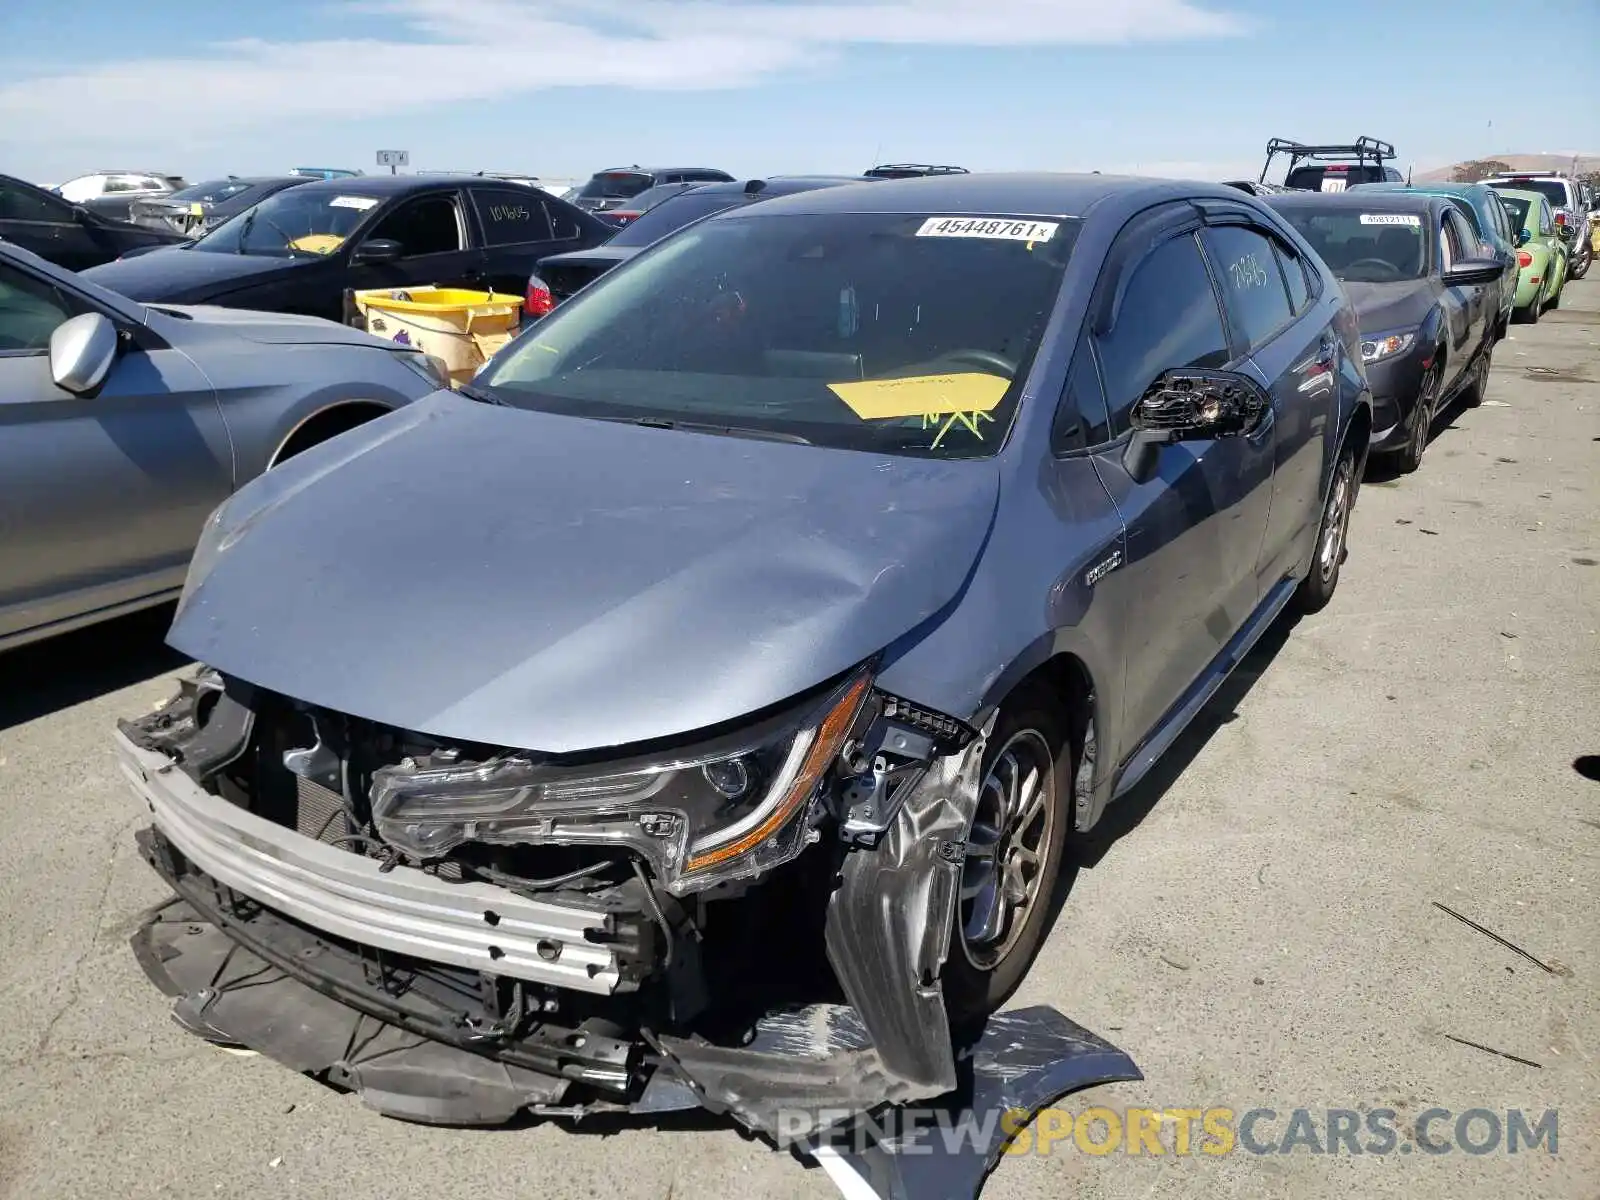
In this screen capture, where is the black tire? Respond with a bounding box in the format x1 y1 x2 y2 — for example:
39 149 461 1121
1295 442 1358 615
1390 359 1441 474
1547 284 1562 310
943 687 1072 1026
1527 288 1543 323
1571 244 1590 281
1460 342 1491 409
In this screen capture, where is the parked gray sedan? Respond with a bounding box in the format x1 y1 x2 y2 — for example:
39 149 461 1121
0 242 443 650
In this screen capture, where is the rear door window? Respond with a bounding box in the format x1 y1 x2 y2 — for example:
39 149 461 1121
471 188 555 245
1201 225 1294 352
1095 232 1231 434
1275 239 1312 314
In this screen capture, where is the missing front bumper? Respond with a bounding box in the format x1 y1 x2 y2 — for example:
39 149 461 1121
130 876 1139 1198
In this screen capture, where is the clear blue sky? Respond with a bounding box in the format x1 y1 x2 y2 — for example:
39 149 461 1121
3 0 1596 186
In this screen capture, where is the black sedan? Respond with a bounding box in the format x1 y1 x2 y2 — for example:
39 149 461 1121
127 176 312 238
535 176 872 306
81 174 614 324
0 173 189 270
1266 191 1502 473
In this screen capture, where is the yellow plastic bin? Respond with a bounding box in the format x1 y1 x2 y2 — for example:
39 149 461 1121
352 286 522 387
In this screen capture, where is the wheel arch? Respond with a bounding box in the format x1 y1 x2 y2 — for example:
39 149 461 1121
971 645 1105 833
268 399 394 468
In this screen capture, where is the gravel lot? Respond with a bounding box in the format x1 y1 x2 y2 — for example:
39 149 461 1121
3 282 1596 1200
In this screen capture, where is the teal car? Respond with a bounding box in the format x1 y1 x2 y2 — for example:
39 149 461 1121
1495 188 1569 323
1353 181 1519 337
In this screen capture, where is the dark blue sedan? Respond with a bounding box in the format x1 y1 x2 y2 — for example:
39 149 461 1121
119 174 1372 1133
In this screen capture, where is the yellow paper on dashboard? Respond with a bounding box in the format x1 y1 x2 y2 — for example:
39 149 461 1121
828 372 1010 421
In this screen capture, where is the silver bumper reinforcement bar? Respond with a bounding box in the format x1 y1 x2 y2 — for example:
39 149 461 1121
115 730 622 993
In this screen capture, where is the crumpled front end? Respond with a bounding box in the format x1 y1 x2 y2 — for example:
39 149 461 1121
120 666 1138 1186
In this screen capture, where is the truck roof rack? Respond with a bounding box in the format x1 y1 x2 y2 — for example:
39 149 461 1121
1259 136 1397 183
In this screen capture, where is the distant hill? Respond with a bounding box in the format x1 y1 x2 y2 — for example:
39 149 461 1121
1416 152 1600 183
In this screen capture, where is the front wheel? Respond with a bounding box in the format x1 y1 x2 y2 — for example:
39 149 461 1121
944 691 1072 1026
1390 361 1440 474
1295 443 1357 615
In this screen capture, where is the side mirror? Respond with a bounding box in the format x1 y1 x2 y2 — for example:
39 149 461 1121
49 312 119 396
1123 369 1267 483
1516 228 1531 247
1443 258 1505 287
352 238 404 264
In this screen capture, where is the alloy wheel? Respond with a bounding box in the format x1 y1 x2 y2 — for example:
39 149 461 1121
1318 454 1354 582
959 729 1055 971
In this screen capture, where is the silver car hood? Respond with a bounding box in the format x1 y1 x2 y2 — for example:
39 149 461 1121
147 304 392 348
170 391 1001 753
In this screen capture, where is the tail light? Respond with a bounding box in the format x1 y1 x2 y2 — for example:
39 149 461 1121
524 273 554 318
610 211 641 225
1554 211 1567 226
1516 251 1532 268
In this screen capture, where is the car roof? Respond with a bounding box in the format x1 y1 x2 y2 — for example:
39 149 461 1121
592 166 729 176
1354 181 1488 198
675 177 870 200
1265 191 1445 215
710 172 1258 219
273 174 495 198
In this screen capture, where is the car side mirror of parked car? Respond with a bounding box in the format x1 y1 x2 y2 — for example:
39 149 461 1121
1516 228 1532 247
1123 368 1267 483
49 312 119 396
1442 258 1505 287
352 238 404 264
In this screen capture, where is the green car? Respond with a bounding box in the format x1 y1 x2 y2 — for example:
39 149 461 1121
1494 187 1568 323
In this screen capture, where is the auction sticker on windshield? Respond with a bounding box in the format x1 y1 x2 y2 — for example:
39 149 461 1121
329 196 379 210
916 216 1059 242
1359 214 1421 226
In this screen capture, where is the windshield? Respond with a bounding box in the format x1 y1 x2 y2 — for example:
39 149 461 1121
1498 195 1533 233
170 179 256 205
1276 209 1428 282
579 172 652 201
193 188 378 256
477 212 1079 459
608 192 745 247
1490 179 1567 210
1286 164 1390 192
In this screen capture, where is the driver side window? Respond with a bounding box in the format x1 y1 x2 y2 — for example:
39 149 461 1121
0 182 71 224
0 261 75 354
366 194 464 257
1094 232 1231 435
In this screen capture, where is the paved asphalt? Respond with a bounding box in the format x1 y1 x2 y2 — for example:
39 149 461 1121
2 281 1596 1200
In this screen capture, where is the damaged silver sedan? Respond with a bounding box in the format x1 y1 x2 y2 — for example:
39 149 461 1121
119 173 1370 1191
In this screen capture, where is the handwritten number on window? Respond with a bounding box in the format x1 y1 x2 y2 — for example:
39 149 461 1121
1228 252 1269 292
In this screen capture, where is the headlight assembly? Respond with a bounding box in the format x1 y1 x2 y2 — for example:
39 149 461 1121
369 670 873 894
1360 328 1417 364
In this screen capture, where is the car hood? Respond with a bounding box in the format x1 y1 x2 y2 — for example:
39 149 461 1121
169 390 1001 753
80 246 306 300
145 303 390 348
1341 281 1437 334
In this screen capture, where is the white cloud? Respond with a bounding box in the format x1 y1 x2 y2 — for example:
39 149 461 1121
0 0 1247 149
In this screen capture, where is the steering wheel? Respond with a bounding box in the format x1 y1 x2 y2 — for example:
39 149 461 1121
1344 258 1399 277
935 348 1018 377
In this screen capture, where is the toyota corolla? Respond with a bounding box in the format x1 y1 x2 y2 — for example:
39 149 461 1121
118 174 1371 1141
